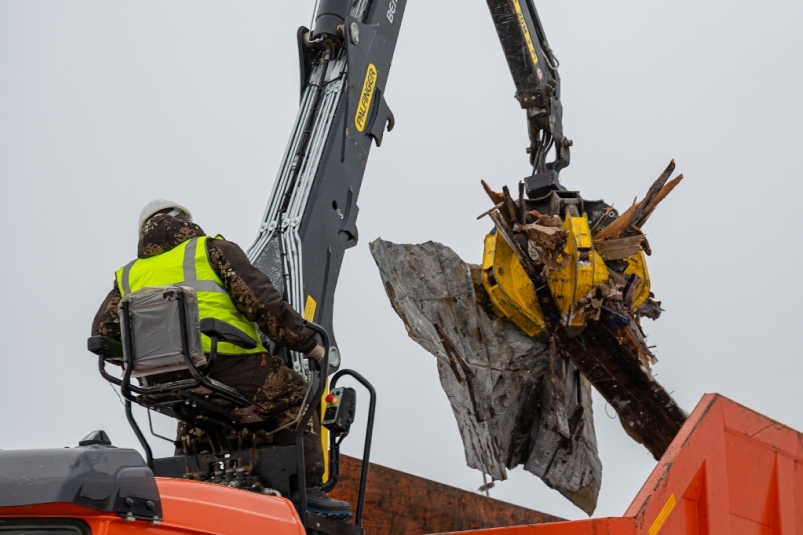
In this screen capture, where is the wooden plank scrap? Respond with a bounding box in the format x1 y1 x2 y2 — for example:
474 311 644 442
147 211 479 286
477 202 504 220
501 185 520 225
594 235 645 261
560 321 686 460
634 174 684 229
628 160 675 231
594 201 639 240
595 160 679 241
481 180 505 205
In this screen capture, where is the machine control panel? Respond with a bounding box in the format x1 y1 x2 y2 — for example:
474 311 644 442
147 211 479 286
322 387 356 435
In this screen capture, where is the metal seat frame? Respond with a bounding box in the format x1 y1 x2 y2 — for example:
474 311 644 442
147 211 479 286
88 291 378 528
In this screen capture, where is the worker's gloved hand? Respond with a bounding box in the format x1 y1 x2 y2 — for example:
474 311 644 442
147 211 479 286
305 344 326 365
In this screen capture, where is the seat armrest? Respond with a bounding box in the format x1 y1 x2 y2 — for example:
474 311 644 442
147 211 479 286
88 336 124 360
200 318 258 350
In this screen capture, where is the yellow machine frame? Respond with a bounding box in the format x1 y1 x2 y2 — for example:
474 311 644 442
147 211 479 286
481 232 545 336
547 213 609 329
481 207 652 337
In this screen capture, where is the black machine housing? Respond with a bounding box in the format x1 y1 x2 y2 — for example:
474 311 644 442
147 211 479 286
0 434 162 524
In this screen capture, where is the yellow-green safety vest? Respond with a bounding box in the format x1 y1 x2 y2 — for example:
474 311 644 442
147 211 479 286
115 235 266 355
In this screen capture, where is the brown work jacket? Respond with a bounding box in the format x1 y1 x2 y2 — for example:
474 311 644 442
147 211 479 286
91 214 317 355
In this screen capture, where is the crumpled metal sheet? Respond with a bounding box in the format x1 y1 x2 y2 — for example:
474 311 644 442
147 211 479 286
370 239 601 514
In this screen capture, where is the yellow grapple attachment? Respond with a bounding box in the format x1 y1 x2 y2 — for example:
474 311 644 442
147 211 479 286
547 213 610 329
481 232 545 336
480 207 649 337
624 250 651 312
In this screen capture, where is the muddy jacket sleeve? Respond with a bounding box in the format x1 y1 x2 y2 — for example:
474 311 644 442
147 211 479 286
206 239 318 354
92 281 122 340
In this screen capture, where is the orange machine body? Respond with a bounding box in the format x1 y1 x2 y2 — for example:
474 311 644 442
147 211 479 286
442 393 803 535
0 478 305 535
2 394 800 535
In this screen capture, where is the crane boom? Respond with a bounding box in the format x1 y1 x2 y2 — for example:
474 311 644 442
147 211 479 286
247 0 407 376
485 0 570 197
247 0 569 376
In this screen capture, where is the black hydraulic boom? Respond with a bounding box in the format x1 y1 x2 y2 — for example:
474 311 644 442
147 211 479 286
248 0 567 376
485 0 570 198
248 0 407 376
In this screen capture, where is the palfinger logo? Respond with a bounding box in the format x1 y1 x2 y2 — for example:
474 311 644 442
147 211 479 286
355 63 378 133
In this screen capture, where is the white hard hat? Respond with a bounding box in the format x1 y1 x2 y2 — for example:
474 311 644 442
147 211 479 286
138 199 193 235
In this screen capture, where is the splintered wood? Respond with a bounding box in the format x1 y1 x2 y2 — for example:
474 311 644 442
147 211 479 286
477 160 686 459
516 215 568 276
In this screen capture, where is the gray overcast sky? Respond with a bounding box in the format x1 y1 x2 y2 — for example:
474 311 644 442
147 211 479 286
2 0 803 522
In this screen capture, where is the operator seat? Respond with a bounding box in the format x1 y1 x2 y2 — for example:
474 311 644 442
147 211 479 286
87 286 362 526
88 285 263 429
88 284 326 498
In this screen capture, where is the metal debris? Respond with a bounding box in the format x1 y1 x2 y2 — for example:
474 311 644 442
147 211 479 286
369 161 689 513
370 240 601 515
473 161 687 459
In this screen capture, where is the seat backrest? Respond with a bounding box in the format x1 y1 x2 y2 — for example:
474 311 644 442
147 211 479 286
120 286 206 378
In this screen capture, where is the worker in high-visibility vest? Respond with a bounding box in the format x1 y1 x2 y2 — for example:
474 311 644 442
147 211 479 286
91 199 350 517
